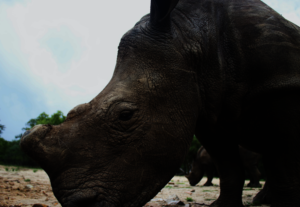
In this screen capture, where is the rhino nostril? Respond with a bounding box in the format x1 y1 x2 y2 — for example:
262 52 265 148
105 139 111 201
22 130 31 138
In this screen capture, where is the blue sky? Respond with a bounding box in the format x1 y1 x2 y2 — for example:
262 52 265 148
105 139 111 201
1 0 300 141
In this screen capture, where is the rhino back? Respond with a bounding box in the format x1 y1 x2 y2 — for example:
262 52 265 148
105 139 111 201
227 0 300 94
170 0 300 122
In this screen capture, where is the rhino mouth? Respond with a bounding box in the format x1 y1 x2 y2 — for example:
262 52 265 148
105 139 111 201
20 124 55 169
57 189 129 207
51 173 162 207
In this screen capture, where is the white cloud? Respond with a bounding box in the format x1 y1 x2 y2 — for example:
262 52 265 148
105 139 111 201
2 0 300 115
4 0 298 101
2 0 150 113
262 0 300 26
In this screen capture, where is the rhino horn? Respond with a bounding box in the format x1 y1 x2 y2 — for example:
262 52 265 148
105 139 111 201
150 0 179 28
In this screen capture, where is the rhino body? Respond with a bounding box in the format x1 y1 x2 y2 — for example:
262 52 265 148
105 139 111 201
186 146 262 188
21 0 300 206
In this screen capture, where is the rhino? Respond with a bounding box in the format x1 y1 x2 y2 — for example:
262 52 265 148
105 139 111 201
21 0 300 206
186 146 262 188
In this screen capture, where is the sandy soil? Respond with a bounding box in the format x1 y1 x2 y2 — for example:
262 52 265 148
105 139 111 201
145 177 269 207
0 165 61 207
0 165 268 207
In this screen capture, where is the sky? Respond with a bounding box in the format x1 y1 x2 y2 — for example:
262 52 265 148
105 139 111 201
1 0 300 141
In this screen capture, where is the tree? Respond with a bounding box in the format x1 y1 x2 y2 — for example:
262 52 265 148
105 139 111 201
21 111 66 132
0 121 5 137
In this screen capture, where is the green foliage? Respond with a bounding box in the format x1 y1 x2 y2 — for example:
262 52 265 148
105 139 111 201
14 133 22 139
22 111 66 131
0 119 5 139
24 179 31 182
0 138 38 167
180 135 201 174
0 123 5 136
186 197 193 202
33 169 38 173
4 167 20 172
17 110 66 139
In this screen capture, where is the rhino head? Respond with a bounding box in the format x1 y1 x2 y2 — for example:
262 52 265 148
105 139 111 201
21 0 201 206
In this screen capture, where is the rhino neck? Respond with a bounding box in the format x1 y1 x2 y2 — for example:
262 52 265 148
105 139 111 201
171 0 247 125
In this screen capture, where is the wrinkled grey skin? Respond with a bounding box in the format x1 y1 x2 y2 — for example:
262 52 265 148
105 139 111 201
21 0 300 206
186 146 262 188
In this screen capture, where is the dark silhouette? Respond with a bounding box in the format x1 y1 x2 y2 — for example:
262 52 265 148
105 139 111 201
186 146 261 188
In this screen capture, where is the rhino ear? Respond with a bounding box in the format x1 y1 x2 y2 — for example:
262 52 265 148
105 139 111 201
150 0 179 28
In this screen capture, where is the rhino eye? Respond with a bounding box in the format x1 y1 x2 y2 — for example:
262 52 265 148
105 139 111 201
119 110 134 121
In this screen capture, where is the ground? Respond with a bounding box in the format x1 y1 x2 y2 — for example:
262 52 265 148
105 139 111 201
0 165 268 207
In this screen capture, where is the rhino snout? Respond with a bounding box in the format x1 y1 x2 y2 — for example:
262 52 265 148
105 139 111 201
22 130 31 139
20 124 52 152
21 124 45 141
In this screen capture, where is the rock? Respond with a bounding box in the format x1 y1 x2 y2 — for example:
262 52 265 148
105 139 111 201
190 189 195 192
168 182 175 185
11 184 20 190
151 198 164 202
166 195 180 201
17 185 25 191
173 185 179 187
25 184 33 190
166 195 185 206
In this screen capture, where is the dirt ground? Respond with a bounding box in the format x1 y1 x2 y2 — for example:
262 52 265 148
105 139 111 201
0 165 268 207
